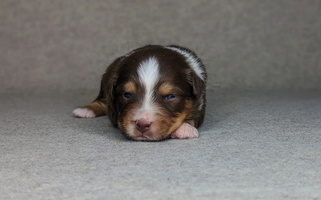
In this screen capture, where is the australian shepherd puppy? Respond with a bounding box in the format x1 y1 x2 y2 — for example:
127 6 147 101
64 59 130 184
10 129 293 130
73 45 206 141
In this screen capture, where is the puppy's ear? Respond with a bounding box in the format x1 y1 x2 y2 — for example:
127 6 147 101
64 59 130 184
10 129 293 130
186 67 207 128
102 57 124 126
192 74 206 97
188 68 206 99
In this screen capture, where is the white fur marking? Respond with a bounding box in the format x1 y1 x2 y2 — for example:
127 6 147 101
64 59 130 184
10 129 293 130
126 125 135 137
166 46 205 81
171 123 199 139
137 57 160 112
73 108 96 118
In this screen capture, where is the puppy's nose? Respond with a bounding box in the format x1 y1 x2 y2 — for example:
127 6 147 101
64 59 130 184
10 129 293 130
135 119 152 133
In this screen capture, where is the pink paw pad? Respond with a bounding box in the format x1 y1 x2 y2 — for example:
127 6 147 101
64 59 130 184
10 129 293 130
171 123 199 139
72 108 96 118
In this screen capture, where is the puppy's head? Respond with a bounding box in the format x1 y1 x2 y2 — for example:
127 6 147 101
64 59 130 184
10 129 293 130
105 46 206 141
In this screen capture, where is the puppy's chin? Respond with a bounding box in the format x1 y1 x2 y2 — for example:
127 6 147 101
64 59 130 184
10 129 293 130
125 132 172 142
121 125 174 141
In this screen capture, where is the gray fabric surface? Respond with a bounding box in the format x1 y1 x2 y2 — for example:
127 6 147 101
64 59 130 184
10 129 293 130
1 90 321 199
1 0 321 199
1 0 321 92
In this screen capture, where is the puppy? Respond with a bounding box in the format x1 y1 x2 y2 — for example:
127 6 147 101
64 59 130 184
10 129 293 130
73 45 206 141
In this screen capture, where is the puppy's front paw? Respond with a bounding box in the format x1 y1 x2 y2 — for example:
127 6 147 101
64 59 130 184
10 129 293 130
72 108 96 118
171 123 199 139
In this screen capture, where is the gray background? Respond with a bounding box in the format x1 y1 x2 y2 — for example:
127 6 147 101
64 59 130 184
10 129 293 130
1 0 320 92
1 1 321 200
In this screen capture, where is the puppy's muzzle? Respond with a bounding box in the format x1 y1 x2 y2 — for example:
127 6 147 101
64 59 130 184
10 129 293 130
135 119 152 133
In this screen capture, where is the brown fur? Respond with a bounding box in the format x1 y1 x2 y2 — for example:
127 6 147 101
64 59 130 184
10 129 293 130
76 45 206 141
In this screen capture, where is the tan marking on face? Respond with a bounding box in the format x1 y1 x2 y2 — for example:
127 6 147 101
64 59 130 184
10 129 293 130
166 112 189 135
117 103 139 139
159 99 194 138
159 83 174 96
123 81 136 94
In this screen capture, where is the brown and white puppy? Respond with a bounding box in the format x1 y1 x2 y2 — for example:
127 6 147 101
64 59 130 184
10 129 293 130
73 45 206 141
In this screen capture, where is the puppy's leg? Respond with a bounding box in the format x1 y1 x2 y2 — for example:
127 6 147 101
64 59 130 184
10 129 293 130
73 57 123 119
73 100 107 118
171 107 205 139
171 122 199 139
73 82 107 118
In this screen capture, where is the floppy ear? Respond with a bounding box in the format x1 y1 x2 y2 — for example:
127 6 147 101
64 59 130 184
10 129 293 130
185 69 207 128
187 68 206 99
192 74 206 98
168 45 207 98
101 57 124 127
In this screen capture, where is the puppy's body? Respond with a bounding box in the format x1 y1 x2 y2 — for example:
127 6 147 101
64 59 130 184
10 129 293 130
73 45 206 141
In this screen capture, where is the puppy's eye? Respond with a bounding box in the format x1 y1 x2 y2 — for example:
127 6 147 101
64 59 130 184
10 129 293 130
123 92 133 99
164 94 175 100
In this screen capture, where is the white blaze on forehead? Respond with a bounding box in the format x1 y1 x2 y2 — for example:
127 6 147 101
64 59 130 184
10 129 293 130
137 56 160 115
166 46 205 81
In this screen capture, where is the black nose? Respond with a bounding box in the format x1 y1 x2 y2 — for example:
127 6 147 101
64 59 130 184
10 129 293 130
135 120 152 133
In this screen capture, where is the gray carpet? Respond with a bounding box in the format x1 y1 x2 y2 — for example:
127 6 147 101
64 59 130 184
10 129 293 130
1 90 321 199
1 0 321 199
